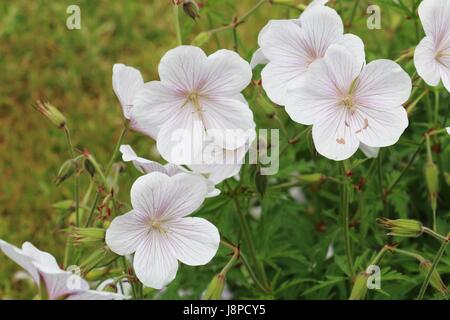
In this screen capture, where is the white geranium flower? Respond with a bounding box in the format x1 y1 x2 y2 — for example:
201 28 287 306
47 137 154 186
446 127 450 134
105 172 220 289
414 0 450 92
112 64 144 121
286 45 411 161
132 46 255 164
253 5 364 106
0 240 125 300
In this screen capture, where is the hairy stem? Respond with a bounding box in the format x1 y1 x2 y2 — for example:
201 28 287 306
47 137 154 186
341 162 355 278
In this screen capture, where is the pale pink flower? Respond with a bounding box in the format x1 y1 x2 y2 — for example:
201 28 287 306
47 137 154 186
105 172 220 289
446 127 450 134
132 46 255 164
0 240 125 300
286 45 411 161
414 0 450 92
253 6 365 106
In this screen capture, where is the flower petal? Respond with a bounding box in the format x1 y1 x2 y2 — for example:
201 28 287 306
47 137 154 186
158 45 208 92
446 127 450 134
160 173 208 220
201 49 252 96
250 48 269 69
418 0 450 43
0 240 40 285
355 59 412 108
133 232 178 289
312 108 360 161
133 81 187 139
286 45 359 125
165 217 220 266
36 266 90 300
359 143 380 158
353 105 409 148
337 33 366 70
105 210 151 256
21 242 60 271
112 64 144 119
414 36 441 86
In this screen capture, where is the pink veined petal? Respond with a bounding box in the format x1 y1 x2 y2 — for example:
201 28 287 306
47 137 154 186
312 107 360 161
201 49 252 96
0 240 40 285
299 6 344 58
352 105 409 148
159 173 208 220
250 48 269 69
129 172 172 219
418 0 450 45
414 37 442 86
67 290 126 300
165 217 220 266
354 59 412 108
439 55 450 92
132 81 187 140
112 64 144 119
259 20 311 105
285 45 359 125
156 105 206 165
133 231 179 289
201 96 255 150
105 210 151 256
158 45 208 92
337 33 366 70
36 266 90 300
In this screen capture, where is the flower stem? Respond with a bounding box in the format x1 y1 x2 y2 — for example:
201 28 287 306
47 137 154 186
173 3 182 46
417 237 449 300
226 182 270 292
219 240 240 276
64 126 80 227
105 123 128 177
422 227 448 243
341 162 355 278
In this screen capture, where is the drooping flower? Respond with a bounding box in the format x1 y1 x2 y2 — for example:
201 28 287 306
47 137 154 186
119 144 223 197
112 64 144 121
105 172 220 289
414 0 450 92
132 46 255 164
253 5 365 106
285 45 411 161
0 240 125 300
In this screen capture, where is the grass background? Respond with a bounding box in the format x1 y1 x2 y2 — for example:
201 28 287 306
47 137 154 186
0 0 448 299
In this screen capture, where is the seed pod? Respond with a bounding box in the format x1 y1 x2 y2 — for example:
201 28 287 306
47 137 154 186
84 158 96 177
34 100 67 128
192 32 211 46
52 200 75 211
71 227 106 246
349 272 369 300
298 173 323 184
202 274 225 300
419 260 449 295
55 159 76 186
424 160 439 215
377 218 423 238
182 0 200 20
254 168 268 198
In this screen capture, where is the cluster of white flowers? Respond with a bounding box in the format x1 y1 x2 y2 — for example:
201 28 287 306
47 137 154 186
2 0 449 298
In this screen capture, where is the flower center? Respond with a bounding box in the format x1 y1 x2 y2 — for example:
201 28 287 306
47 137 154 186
149 219 168 235
342 95 356 110
186 91 203 112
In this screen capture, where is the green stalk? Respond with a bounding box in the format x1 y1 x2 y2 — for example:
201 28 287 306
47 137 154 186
173 3 182 45
417 238 449 300
105 123 128 177
341 162 355 278
64 126 80 226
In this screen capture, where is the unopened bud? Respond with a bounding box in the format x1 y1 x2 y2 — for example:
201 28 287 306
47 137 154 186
254 169 267 198
298 173 324 184
419 260 449 295
52 200 75 211
34 100 67 128
202 274 225 300
55 159 76 185
80 247 116 271
378 218 423 237
192 32 211 46
183 0 200 20
349 272 369 300
71 227 105 246
424 160 439 214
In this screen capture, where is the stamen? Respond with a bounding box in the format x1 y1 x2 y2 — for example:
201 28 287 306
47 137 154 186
149 220 169 235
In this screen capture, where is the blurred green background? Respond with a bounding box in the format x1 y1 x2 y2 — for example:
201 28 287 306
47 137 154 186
0 0 448 299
